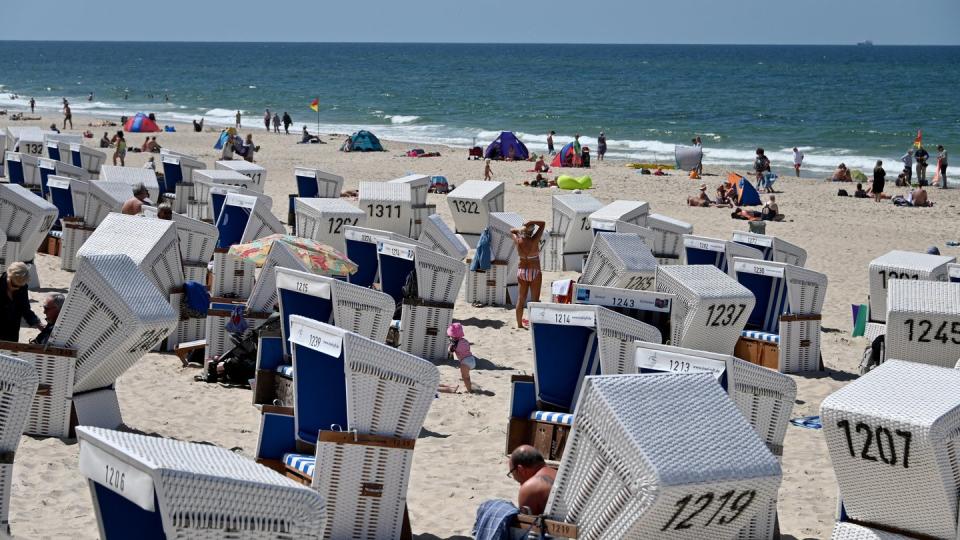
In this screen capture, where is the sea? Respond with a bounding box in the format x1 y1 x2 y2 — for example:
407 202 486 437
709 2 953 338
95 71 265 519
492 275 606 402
1 41 958 175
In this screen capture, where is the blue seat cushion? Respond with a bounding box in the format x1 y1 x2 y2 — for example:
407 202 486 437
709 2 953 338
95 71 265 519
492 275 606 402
742 330 780 344
275 364 293 379
530 411 574 426
283 453 315 479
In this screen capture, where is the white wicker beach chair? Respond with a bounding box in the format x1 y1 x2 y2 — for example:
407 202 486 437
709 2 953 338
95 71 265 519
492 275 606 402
730 257 828 373
357 181 415 237
160 209 218 268
77 426 327 539
0 182 58 264
5 127 44 157
446 180 505 247
731 231 807 267
3 152 41 187
571 283 677 345
613 219 658 246
646 213 693 264
215 159 266 191
588 199 649 232
0 353 38 538
884 280 960 368
388 173 430 207
189 169 263 221
868 250 954 323
246 242 313 313
656 264 755 355
829 523 915 539
85 182 133 227
581 232 659 290
544 373 782 540
418 213 469 260
464 212 522 307
295 167 343 198
821 360 960 539
342 225 427 289
216 192 285 249
66 143 106 175
294 198 365 252
682 234 764 273
378 238 465 306
159 150 204 197
949 263 960 284
99 165 161 202
542 194 603 272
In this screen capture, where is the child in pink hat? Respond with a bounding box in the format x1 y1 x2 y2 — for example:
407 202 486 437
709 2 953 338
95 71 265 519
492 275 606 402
441 322 475 393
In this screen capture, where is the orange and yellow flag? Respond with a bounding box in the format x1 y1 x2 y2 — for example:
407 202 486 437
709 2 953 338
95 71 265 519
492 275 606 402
310 98 319 112
913 129 922 149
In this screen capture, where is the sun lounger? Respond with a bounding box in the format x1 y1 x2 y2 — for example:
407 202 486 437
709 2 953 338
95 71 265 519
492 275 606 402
77 426 327 539
357 181 415 237
646 212 693 264
295 167 343 198
883 280 960 368
84 182 133 227
730 257 827 373
506 303 661 459
571 283 677 350
588 199 649 233
683 234 764 273
580 232 659 291
294 197 366 252
343 225 427 288
246 241 313 313
3 152 41 187
215 159 266 191
98 165 161 203
822 360 960 539
657 264 755 355
446 180 505 247
867 250 954 324
731 231 807 267
0 353 38 538
540 373 782 539
418 213 469 260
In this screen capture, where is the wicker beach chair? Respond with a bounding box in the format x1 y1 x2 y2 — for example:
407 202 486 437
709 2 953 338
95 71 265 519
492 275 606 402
883 280 960 368
215 192 285 249
418 214 469 260
246 242 314 313
295 167 343 198
446 180 505 247
38 158 89 202
3 152 41 187
4 127 44 157
867 250 954 324
159 150 204 194
646 213 693 265
0 183 58 280
572 283 677 345
342 225 417 288
542 194 603 272
506 303 661 460
215 159 267 191
146 208 217 276
294 197 365 252
682 234 764 273
77 426 326 539
99 165 161 203
730 257 828 373
821 360 960 539
357 181 414 237
388 174 430 207
189 170 264 221
731 231 807 267
656 264 755 355
85 182 134 227
580 232 659 290
541 373 782 539
464 211 523 307
829 523 914 539
588 199 649 233
0 353 38 538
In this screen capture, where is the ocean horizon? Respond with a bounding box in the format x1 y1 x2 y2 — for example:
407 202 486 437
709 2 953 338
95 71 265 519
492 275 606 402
2 41 957 174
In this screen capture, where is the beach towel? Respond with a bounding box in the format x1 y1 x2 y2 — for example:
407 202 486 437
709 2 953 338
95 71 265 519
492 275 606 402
473 499 520 540
851 304 868 337
471 227 493 271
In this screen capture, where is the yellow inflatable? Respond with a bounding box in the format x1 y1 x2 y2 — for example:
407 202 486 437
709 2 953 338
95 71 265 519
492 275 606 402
557 175 592 190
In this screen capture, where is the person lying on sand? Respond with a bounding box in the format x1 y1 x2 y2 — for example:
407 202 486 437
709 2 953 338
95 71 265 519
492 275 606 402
687 184 712 207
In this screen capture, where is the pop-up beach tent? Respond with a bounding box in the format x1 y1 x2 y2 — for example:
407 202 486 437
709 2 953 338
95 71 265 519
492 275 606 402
551 142 580 167
675 144 703 171
484 131 529 160
124 113 161 133
726 172 762 206
347 130 384 151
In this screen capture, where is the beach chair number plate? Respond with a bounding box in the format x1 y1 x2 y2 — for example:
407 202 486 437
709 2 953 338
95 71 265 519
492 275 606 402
578 217 591 231
901 319 960 344
590 219 616 231
452 201 479 214
877 270 920 289
624 276 655 290
705 304 748 327
290 319 343 357
836 420 912 469
685 238 726 252
661 489 757 531
79 443 156 511
530 307 595 327
367 204 401 218
635 350 725 379
23 143 43 155
378 240 415 260
734 261 784 278
327 217 358 234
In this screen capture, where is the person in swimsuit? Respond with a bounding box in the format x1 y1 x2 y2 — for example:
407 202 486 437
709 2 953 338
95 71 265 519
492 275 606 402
508 445 557 515
510 220 545 329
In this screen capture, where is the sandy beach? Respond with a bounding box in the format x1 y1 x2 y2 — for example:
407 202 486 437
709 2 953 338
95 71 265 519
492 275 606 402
4 111 958 539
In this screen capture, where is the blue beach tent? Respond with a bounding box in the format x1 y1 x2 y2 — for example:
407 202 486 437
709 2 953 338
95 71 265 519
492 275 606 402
347 130 384 152
484 131 529 161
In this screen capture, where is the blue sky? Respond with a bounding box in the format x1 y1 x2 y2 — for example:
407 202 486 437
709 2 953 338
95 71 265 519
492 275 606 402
4 0 959 45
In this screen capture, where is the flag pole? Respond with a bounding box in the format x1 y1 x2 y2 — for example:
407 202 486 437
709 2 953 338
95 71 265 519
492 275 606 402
316 97 320 136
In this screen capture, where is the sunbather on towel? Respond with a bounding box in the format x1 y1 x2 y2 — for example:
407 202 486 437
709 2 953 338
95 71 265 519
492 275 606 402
731 207 762 221
508 445 557 516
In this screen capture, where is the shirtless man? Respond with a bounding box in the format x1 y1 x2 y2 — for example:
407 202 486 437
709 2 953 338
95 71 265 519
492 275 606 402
510 220 545 329
508 445 557 515
121 184 151 215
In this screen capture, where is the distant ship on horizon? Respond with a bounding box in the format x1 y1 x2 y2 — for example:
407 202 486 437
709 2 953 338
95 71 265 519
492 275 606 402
857 40 874 46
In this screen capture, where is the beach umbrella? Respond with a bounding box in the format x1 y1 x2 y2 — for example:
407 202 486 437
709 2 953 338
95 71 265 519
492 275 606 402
228 233 358 275
124 112 161 133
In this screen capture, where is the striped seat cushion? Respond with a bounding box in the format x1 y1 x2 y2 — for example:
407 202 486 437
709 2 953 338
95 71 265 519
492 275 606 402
742 330 780 344
530 411 574 426
283 453 315 479
275 364 293 379
49 230 63 239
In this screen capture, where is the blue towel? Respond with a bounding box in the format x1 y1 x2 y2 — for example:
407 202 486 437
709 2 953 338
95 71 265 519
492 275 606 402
183 281 209 315
473 499 520 540
471 227 492 271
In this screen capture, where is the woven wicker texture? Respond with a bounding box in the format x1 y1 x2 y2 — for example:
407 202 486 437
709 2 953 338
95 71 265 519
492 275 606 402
588 200 649 230
50 254 177 393
215 160 267 191
294 198 366 252
885 280 960 368
546 373 781 540
388 174 430 206
399 303 454 361
212 249 255 298
446 180 505 235
99 165 161 202
77 426 326 538
418 214 469 260
247 242 312 313
0 345 75 437
821 360 960 538
868 250 954 324
169 211 218 265
581 233 658 290
488 212 525 263
295 168 344 198
85 182 134 226
829 523 915 540
463 263 511 306
0 349 39 534
657 265 755 355
0 182 59 257
552 194 603 254
357 181 414 236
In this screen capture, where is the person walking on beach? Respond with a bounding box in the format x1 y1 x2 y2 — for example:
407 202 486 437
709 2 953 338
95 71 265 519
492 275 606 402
235 110 241 129
597 131 607 161
510 220 545 329
693 137 704 176
573 134 582 160
547 130 555 155
872 160 886 202
484 158 493 180
936 145 948 189
915 145 929 185
792 147 804 177
29 98 34 113
244 134 257 163
900 149 914 185
62 103 72 130
754 148 771 191
263 109 271 131
272 113 281 133
112 131 126 166
282 112 292 134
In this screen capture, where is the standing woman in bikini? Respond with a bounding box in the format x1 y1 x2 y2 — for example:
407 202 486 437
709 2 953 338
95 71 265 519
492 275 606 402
511 220 546 329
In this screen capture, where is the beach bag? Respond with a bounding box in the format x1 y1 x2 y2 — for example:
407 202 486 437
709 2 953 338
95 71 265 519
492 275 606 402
859 335 885 375
837 189 849 197
224 305 248 334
